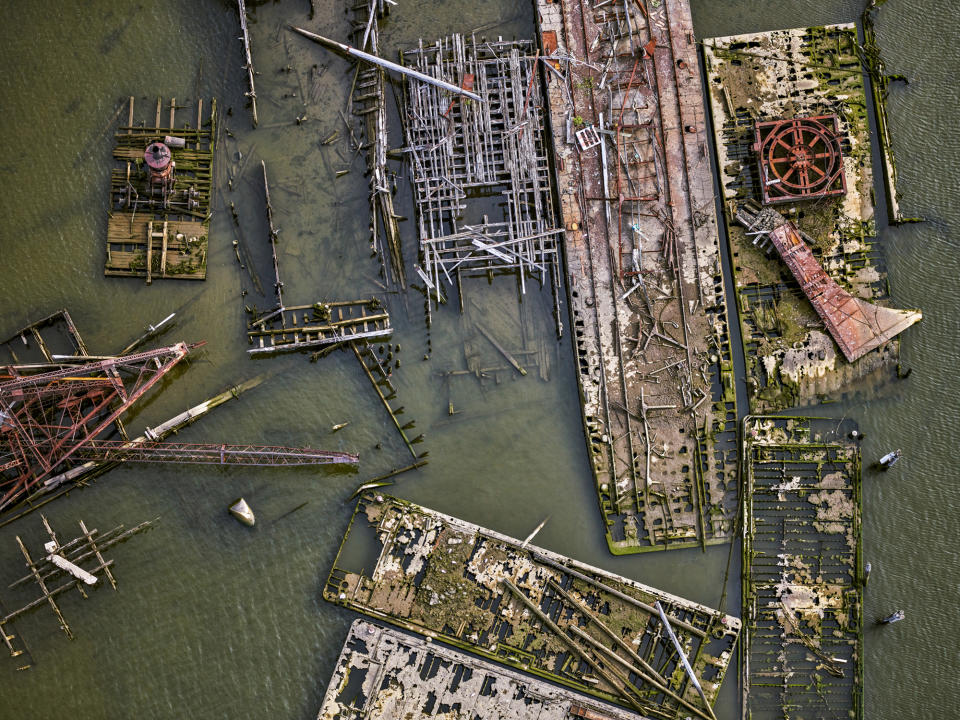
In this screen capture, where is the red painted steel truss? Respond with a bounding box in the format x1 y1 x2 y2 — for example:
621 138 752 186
0 344 195 511
1 341 361 515
754 115 846 205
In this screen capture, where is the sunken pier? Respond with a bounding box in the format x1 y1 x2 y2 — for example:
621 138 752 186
105 96 216 282
0 514 155 668
326 493 740 718
535 0 739 553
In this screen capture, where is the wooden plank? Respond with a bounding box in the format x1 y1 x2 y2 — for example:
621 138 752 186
145 221 153 285
160 221 169 277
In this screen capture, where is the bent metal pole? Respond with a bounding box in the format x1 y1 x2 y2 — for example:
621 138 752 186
288 26 484 103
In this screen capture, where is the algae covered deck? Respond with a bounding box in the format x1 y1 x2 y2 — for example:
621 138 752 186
741 416 863 720
325 493 740 719
105 96 216 282
703 24 919 412
535 0 738 554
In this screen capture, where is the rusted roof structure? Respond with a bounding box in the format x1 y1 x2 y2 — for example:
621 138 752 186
737 205 921 362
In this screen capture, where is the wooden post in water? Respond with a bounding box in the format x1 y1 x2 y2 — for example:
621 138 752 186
237 0 258 127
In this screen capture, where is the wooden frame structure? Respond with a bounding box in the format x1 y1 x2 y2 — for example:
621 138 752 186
105 96 216 282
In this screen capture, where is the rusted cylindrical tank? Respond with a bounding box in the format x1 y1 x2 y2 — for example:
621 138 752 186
144 141 173 182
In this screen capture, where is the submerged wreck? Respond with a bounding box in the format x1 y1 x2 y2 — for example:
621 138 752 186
325 493 740 718
741 416 863 719
535 0 740 555
702 23 921 411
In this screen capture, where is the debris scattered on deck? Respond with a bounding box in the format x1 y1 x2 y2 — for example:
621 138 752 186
229 498 256 527
105 96 216 282
0 514 156 668
535 0 739 554
325 493 739 717
703 23 921 411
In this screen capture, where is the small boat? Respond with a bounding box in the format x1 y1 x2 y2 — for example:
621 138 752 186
229 497 256 527
877 609 905 625
877 449 902 469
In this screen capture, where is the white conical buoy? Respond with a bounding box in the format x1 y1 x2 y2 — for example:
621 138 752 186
229 498 255 527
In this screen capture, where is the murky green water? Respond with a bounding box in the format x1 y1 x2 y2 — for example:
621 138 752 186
0 1 956 717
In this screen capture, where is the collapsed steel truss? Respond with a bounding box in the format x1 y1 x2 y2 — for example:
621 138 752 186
1 319 360 517
400 35 563 330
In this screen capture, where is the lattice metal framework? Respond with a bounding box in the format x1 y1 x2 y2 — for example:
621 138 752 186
401 35 562 329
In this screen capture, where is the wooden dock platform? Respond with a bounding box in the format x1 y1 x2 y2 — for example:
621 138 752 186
104 96 216 282
246 300 392 356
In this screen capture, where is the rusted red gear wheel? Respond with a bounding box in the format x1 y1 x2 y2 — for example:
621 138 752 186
754 115 846 204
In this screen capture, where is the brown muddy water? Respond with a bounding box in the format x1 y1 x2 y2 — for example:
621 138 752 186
0 1 956 718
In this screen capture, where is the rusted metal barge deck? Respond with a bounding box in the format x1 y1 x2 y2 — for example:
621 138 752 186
534 0 738 553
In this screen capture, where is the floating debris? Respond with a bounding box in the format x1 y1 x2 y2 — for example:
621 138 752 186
229 497 255 527
0 515 156 668
877 610 904 625
877 448 902 470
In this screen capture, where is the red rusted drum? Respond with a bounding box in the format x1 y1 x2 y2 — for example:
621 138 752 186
144 142 173 179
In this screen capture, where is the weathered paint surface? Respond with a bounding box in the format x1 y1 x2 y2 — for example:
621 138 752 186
318 619 643 719
534 0 739 554
325 494 740 718
741 416 863 720
702 24 918 411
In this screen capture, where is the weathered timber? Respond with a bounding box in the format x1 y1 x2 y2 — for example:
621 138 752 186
105 96 216 281
237 0 258 127
0 516 155 667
